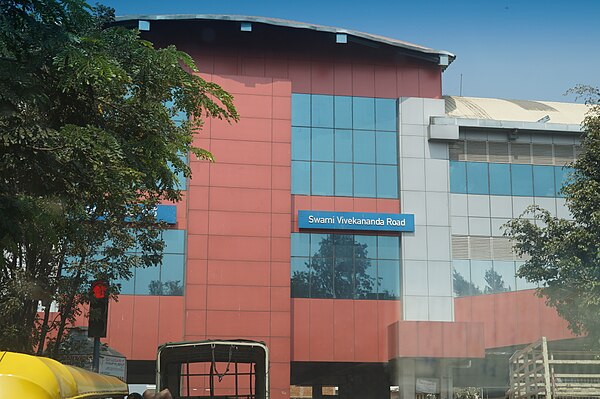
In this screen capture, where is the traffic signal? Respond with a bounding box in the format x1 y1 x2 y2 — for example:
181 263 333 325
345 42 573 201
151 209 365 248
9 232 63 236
88 280 109 338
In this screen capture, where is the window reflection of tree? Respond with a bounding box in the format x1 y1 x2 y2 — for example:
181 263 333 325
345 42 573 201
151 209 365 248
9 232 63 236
148 280 183 296
291 234 379 299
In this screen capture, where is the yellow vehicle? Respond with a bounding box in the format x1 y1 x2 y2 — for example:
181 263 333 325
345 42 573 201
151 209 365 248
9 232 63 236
0 351 128 399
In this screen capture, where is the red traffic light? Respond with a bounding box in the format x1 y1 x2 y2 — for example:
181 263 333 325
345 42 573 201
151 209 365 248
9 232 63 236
91 280 109 299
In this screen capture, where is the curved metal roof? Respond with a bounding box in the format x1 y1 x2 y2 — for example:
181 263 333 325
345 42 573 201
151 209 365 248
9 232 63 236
444 96 588 125
116 14 455 65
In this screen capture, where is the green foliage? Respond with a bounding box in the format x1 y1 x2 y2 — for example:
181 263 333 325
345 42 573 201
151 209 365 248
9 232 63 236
505 86 600 343
0 0 237 354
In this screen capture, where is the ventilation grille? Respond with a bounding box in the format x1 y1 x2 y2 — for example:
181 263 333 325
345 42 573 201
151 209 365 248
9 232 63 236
451 140 578 166
451 235 530 261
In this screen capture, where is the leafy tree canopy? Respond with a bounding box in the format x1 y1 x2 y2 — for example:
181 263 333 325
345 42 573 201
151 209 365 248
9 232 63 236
0 0 237 354
505 86 600 343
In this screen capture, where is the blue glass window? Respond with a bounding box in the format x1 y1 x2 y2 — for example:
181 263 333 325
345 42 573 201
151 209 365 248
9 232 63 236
135 266 161 295
492 261 515 293
378 260 400 299
291 257 310 298
292 94 398 198
163 230 185 254
376 131 397 165
311 162 334 196
466 162 489 195
312 128 334 161
452 260 472 297
555 166 573 197
335 163 353 196
352 97 375 130
291 233 400 300
470 260 493 295
119 274 135 295
489 163 511 196
511 164 533 196
375 98 397 131
291 94 310 126
377 165 398 198
291 233 310 257
311 95 334 128
334 96 353 129
334 129 353 162
291 161 310 194
533 165 555 197
354 130 376 163
377 236 400 259
292 127 310 161
449 161 467 194
354 164 376 197
160 254 185 295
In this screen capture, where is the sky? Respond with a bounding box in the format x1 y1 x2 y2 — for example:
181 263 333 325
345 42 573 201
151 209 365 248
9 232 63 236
100 0 600 103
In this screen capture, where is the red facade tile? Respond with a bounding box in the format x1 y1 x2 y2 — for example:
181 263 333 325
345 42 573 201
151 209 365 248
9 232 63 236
210 139 273 165
185 259 208 285
184 309 206 337
271 261 291 287
207 260 271 286
354 301 379 361
271 287 292 312
131 296 160 360
158 297 185 344
291 299 310 361
206 285 271 311
188 186 209 210
311 61 335 95
288 60 311 93
308 300 334 361
210 164 272 189
333 63 353 96
272 166 291 190
271 311 292 337
352 64 375 97
205 310 270 336
272 142 291 167
211 117 273 142
209 187 272 213
185 284 207 310
265 59 290 80
273 96 291 120
208 211 272 237
187 235 208 260
374 65 398 98
208 236 271 261
333 300 355 361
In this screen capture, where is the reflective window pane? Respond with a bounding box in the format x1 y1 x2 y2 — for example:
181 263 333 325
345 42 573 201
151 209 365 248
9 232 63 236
335 163 353 196
515 261 538 290
309 257 334 298
163 230 185 254
354 235 377 259
311 95 334 128
161 254 184 295
466 162 489 195
291 127 310 160
470 260 492 295
511 164 533 196
533 165 555 197
377 165 398 198
378 260 401 300
354 130 376 164
354 164 376 197
555 166 573 197
291 161 310 194
492 261 516 293
334 96 353 129
311 162 334 195
117 276 135 295
376 131 397 165
375 98 397 131
452 260 473 297
334 257 354 299
291 233 310 257
333 234 355 259
291 257 311 298
377 236 400 259
353 97 375 130
334 129 353 162
291 94 310 126
135 265 161 295
450 161 467 194
354 258 377 299
310 234 329 257
312 128 334 161
489 163 511 196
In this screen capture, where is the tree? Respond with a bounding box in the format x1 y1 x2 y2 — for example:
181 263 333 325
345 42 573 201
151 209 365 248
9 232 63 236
505 86 600 343
0 0 237 354
483 269 509 294
452 269 482 297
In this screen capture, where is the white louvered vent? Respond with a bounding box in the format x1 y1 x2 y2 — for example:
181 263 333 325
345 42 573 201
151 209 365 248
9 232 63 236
532 144 553 165
488 142 509 163
451 235 469 259
449 141 466 161
470 236 492 259
554 145 575 166
491 238 515 261
510 143 531 164
466 141 487 162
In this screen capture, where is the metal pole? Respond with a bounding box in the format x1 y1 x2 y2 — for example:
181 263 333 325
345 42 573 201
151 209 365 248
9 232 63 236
92 337 100 372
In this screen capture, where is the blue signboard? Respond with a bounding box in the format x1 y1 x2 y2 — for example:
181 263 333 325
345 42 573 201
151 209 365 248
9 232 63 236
156 204 177 224
298 210 414 232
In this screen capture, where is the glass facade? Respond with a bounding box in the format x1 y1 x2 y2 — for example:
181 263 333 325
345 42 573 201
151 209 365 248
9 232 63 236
450 161 574 197
291 94 399 198
452 260 536 297
117 229 185 296
291 233 401 300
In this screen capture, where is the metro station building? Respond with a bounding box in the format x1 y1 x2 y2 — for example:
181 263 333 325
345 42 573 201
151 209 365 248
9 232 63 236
104 15 588 398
